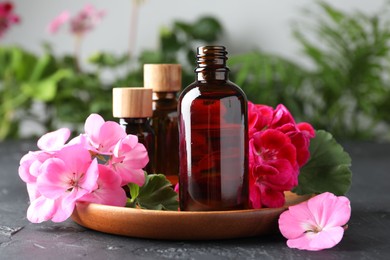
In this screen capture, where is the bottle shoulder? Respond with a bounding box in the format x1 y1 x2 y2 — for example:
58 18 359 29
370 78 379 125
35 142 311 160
179 80 247 101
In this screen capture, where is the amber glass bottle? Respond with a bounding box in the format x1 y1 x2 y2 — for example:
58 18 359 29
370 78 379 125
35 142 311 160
178 46 249 211
113 87 155 174
144 64 181 185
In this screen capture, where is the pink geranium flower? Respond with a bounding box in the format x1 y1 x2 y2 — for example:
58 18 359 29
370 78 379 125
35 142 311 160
18 128 71 184
279 192 351 251
80 164 127 207
84 113 127 155
19 113 150 223
29 144 99 223
0 1 20 39
111 135 148 186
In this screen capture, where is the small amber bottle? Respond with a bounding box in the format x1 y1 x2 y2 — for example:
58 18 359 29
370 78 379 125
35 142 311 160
113 87 155 174
178 46 249 211
144 64 181 185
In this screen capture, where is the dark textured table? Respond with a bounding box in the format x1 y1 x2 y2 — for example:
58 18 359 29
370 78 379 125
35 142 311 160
0 140 389 259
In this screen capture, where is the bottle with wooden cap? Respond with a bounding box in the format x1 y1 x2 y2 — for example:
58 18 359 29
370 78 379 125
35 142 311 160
144 64 181 185
178 46 249 211
113 87 155 174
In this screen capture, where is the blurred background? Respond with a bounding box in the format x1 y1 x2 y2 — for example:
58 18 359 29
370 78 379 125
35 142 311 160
1 0 390 141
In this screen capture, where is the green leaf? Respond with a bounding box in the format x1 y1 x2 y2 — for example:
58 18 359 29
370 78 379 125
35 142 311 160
128 182 140 201
21 69 72 101
292 130 352 195
191 16 223 42
129 173 179 211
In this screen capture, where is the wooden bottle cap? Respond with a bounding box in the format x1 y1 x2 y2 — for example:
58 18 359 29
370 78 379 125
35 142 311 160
112 87 153 118
144 64 182 92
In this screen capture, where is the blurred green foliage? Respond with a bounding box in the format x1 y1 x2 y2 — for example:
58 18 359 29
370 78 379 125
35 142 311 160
229 1 390 141
1 2 390 141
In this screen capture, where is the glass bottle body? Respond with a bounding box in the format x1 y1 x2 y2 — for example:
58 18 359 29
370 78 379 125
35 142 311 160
152 92 179 184
178 80 249 211
120 118 155 174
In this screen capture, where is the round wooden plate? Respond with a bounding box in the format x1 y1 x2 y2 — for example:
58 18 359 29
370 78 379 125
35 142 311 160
71 192 311 240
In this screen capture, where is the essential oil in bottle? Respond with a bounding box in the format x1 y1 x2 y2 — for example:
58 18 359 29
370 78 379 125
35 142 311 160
178 46 249 211
144 64 181 185
113 87 155 174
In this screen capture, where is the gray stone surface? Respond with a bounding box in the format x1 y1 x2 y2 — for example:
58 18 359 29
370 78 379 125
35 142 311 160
0 140 389 259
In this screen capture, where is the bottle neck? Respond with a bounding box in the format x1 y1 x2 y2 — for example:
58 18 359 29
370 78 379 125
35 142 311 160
120 118 149 125
195 46 229 82
153 91 177 101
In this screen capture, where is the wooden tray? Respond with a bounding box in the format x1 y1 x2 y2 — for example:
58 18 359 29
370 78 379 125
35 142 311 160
71 192 311 240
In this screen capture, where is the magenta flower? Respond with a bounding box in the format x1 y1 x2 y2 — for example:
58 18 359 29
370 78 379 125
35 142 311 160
29 145 99 223
248 102 273 138
247 102 315 209
279 192 351 251
249 129 298 208
0 1 20 39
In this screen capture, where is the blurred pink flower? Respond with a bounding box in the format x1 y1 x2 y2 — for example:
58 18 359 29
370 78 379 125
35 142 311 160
70 4 105 36
279 192 351 251
47 11 69 34
48 4 105 37
0 1 20 38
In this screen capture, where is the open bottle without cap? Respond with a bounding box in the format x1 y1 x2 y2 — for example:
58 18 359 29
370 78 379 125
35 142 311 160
178 46 249 211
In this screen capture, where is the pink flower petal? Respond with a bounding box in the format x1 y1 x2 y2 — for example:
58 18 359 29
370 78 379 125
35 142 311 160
37 158 70 199
52 197 76 222
279 192 351 251
79 158 99 193
37 128 71 151
80 165 126 206
286 226 344 251
47 10 70 34
307 192 351 228
27 196 57 223
56 144 92 175
279 209 307 239
84 113 105 146
98 121 126 153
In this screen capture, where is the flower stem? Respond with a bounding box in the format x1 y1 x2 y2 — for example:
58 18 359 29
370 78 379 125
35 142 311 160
128 0 140 60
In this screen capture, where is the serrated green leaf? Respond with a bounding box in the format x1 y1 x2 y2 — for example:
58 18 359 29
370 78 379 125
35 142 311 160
292 130 352 195
132 174 178 211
